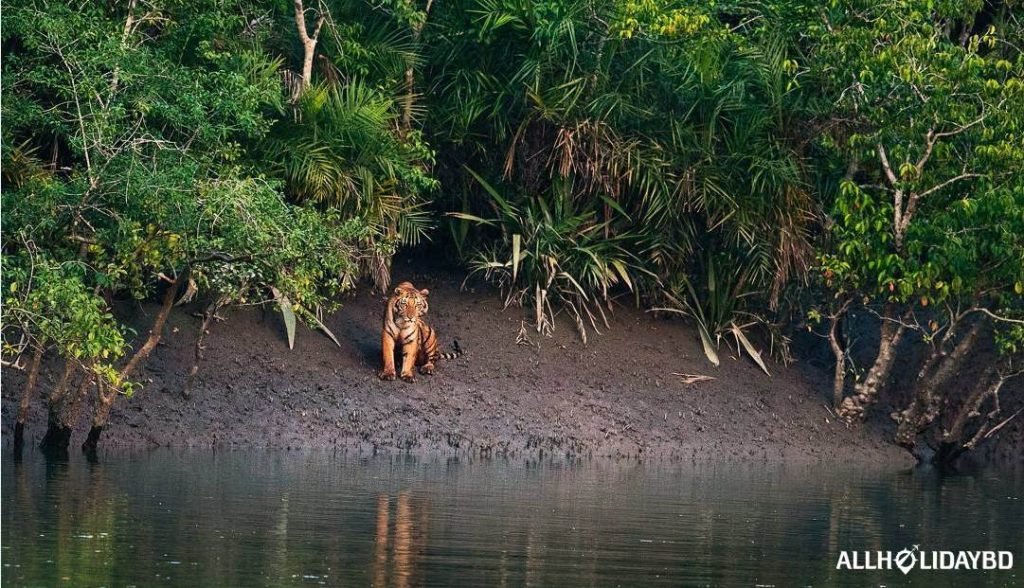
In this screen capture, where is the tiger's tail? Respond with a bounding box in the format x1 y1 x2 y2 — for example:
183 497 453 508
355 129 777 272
438 339 463 360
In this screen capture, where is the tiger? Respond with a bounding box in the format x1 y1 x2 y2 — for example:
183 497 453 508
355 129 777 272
379 282 462 382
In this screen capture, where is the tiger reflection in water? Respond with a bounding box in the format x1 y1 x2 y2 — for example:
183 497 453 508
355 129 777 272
373 492 428 588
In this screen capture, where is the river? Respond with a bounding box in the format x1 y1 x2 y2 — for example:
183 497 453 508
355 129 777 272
2 451 1021 586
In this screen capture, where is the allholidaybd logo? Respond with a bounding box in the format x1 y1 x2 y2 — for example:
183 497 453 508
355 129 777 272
836 546 1014 575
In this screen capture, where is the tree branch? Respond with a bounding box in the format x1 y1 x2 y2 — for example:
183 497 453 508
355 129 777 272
876 142 898 187
311 13 325 41
971 307 1024 326
119 268 189 380
914 172 982 201
293 0 312 43
53 41 96 190
190 252 254 265
912 116 986 178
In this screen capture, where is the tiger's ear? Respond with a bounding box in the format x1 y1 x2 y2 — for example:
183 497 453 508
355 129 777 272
394 287 404 296
419 288 430 296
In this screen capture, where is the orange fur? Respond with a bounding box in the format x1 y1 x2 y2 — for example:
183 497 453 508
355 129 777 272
379 282 461 382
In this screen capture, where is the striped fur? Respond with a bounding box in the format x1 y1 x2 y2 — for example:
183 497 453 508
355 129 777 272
379 282 462 382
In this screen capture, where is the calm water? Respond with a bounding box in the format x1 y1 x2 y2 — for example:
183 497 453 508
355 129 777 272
2 451 1021 587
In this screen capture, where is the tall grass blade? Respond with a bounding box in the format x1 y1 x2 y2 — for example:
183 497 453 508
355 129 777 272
731 322 770 376
271 287 297 350
512 233 521 283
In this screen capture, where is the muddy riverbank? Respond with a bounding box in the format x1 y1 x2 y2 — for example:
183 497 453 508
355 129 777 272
2 260 920 465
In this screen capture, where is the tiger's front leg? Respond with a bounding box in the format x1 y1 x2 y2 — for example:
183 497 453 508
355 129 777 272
417 325 437 375
400 340 419 383
379 332 397 381
417 346 436 375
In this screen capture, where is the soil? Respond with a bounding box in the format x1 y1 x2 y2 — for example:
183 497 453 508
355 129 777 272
2 258 918 465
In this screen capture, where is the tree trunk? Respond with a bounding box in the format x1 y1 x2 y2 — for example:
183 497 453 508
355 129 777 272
40 361 78 455
41 361 95 455
293 0 325 91
942 368 997 449
85 273 185 452
934 369 1020 467
62 366 95 433
894 317 985 450
300 41 316 90
837 307 908 422
922 318 983 391
400 0 433 133
897 319 983 454
82 379 114 455
827 301 851 408
13 345 44 452
831 344 845 409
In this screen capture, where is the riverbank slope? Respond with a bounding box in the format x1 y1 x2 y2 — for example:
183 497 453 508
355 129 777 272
3 260 915 464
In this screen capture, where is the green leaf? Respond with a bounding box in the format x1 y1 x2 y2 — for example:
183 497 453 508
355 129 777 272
599 195 631 221
463 165 514 214
610 259 633 290
697 324 720 368
270 287 296 350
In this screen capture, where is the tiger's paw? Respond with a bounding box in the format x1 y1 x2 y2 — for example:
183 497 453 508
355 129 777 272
379 369 396 381
419 364 435 376
400 372 416 383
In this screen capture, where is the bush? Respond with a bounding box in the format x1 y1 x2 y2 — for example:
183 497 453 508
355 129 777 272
452 170 650 342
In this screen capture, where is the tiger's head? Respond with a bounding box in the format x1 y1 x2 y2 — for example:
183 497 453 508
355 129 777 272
392 282 429 322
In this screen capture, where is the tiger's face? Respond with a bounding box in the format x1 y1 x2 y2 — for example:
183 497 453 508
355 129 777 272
392 283 429 322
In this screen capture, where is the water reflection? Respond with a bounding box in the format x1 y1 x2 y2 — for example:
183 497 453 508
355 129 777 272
371 491 428 587
2 451 1021 587
374 494 389 587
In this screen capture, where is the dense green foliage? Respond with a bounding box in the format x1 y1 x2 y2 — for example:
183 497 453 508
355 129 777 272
2 2 369 388
801 1 1024 457
2 0 1022 460
427 0 814 342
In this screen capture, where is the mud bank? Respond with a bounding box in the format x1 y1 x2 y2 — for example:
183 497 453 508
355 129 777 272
2 260 917 464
